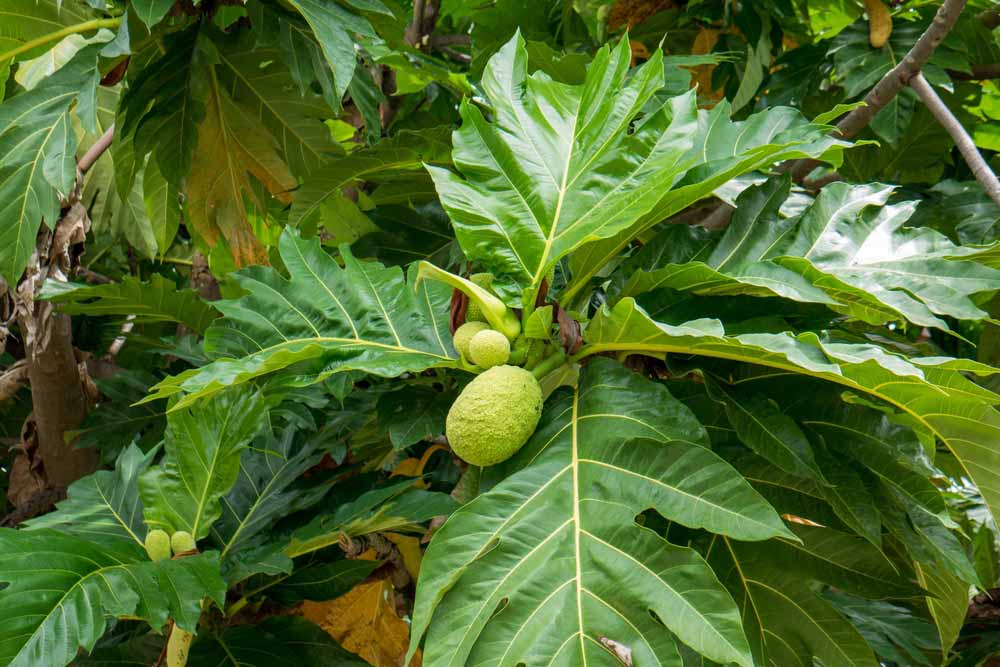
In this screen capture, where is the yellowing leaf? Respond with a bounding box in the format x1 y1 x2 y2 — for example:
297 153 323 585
390 444 448 487
185 71 296 267
301 576 421 667
690 27 723 103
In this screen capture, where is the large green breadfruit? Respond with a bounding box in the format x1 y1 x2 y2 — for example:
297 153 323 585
446 365 543 466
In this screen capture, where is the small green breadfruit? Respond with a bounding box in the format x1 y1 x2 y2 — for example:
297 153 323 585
171 531 197 555
446 365 543 466
453 321 490 359
465 273 495 322
145 529 172 561
468 329 511 368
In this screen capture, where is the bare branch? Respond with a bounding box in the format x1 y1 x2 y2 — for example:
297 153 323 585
437 46 472 63
910 72 1000 206
405 0 427 46
105 316 135 360
78 123 115 175
789 0 967 180
429 34 471 47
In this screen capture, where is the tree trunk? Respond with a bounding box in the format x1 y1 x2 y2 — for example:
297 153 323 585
15 202 97 489
22 307 93 488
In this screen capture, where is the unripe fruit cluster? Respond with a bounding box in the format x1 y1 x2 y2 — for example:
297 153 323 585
144 529 197 561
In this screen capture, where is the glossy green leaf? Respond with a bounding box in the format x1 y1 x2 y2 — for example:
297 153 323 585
823 591 938 666
735 454 881 545
773 182 1000 331
140 389 268 540
286 480 458 558
14 29 113 90
410 359 792 667
0 529 225 667
584 298 1000 534
131 0 174 28
0 0 101 62
40 274 220 334
0 44 102 283
377 385 450 448
211 423 332 569
430 32 697 296
285 0 389 105
117 28 203 190
24 444 153 546
706 377 826 482
915 560 970 656
617 179 1000 332
290 127 451 230
213 29 342 177
613 176 835 305
144 229 456 409
707 533 878 667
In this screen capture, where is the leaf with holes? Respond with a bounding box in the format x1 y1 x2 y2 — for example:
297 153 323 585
0 529 225 667
143 228 456 409
140 388 268 540
409 359 792 666
584 298 1000 548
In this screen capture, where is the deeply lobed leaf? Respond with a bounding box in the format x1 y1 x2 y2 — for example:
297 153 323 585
144 228 456 408
0 529 225 667
410 359 790 666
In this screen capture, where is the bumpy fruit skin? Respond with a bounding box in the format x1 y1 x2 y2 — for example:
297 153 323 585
446 365 543 466
465 273 495 322
171 531 197 555
468 329 511 368
453 321 490 359
145 529 172 561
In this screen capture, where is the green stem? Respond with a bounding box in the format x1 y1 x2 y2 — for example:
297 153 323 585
159 256 194 266
568 345 595 365
0 18 123 63
531 350 568 379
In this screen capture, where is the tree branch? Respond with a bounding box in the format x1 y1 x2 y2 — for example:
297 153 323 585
429 34 471 47
78 124 115 175
436 46 471 63
910 72 1000 206
789 0 967 180
405 0 427 46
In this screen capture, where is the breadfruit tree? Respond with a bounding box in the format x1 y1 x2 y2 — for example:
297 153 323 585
4 0 1000 666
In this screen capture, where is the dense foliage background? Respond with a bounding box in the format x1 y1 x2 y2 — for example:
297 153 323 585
5 0 1000 665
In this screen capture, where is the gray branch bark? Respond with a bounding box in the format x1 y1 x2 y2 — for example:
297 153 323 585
910 72 1000 206
789 0 968 180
